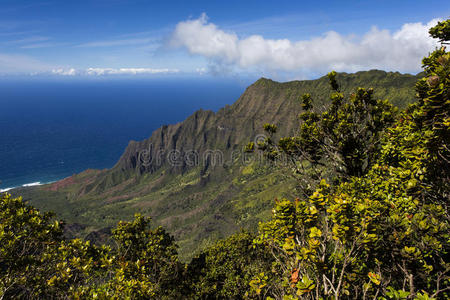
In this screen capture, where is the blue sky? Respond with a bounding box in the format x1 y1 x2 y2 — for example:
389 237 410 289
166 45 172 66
0 0 448 80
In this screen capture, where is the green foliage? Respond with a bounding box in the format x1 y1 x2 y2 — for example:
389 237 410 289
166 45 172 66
256 67 398 198
90 214 183 299
298 74 397 180
0 194 183 299
0 193 63 298
412 26 450 204
429 20 450 44
250 19 450 300
186 231 276 299
44 239 112 298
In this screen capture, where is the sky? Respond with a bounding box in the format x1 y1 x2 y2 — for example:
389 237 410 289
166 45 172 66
0 0 448 80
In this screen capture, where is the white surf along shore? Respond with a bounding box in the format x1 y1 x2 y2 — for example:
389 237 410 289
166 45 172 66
0 181 57 193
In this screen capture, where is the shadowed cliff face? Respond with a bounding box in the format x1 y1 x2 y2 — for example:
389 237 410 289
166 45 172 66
18 70 420 260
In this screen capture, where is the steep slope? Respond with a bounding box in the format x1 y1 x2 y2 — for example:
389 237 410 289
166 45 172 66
17 70 420 260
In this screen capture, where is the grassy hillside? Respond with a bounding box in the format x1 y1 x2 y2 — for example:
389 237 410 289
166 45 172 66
16 70 420 260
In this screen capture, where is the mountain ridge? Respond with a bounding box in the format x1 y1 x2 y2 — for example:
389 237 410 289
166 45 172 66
114 70 419 173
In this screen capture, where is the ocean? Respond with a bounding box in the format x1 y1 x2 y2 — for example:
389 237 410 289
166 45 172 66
0 77 247 191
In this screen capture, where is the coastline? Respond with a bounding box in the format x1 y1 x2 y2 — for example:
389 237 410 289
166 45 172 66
0 180 57 193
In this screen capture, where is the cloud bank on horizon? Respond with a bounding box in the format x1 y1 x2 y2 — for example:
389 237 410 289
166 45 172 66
50 68 180 76
170 14 441 75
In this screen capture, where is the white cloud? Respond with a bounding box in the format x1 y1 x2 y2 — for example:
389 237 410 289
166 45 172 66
48 67 179 76
85 67 179 75
52 68 77 76
170 15 441 74
195 67 207 75
170 14 239 63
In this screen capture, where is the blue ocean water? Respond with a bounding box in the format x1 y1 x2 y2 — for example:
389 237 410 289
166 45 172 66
0 77 246 191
